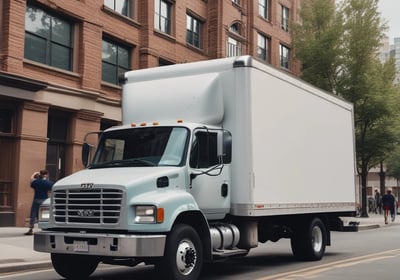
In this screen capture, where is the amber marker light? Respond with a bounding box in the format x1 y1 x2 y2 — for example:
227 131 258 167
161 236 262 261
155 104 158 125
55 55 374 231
131 123 137 127
153 121 159 125
177 119 183 123
157 208 164 223
140 122 147 126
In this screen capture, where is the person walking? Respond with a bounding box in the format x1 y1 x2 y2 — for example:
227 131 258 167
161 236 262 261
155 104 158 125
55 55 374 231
24 170 54 235
381 189 396 224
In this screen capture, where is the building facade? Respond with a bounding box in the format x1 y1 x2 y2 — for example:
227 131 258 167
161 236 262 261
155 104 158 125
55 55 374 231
0 0 300 226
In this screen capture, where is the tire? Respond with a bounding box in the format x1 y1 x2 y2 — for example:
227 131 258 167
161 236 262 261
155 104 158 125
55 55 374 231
291 217 327 261
155 224 203 280
51 253 99 279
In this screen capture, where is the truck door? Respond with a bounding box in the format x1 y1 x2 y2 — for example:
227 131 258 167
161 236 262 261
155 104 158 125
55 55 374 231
188 129 231 219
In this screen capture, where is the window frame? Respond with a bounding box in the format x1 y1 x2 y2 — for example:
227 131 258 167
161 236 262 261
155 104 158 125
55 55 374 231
104 0 132 17
227 37 242 57
190 130 220 169
186 14 203 49
258 0 270 20
227 22 244 57
154 0 172 35
24 4 74 71
257 33 269 62
101 38 131 85
232 0 240 6
281 5 289 32
280 44 290 70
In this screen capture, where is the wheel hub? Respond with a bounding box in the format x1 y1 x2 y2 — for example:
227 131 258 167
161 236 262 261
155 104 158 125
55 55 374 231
311 226 323 252
176 240 197 275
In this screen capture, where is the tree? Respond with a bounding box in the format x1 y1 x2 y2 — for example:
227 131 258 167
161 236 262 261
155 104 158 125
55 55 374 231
292 0 400 217
386 100 400 184
386 146 400 182
291 0 343 93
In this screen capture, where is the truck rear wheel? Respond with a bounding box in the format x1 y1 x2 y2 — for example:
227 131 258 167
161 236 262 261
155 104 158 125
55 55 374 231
156 224 203 280
290 217 327 261
51 253 98 279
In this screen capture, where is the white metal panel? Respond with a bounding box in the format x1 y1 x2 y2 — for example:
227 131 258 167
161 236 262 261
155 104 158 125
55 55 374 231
122 73 224 125
249 67 356 205
121 56 357 216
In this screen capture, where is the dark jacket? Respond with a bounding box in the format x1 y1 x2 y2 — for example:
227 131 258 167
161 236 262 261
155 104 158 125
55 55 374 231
381 193 395 210
31 177 54 199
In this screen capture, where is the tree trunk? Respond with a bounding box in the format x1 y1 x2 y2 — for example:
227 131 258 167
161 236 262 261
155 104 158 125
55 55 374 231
360 166 369 217
379 161 385 195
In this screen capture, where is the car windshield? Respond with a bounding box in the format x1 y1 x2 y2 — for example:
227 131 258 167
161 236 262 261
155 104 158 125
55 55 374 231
89 127 189 169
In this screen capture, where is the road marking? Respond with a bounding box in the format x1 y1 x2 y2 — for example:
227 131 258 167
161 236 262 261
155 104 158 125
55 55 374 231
255 248 400 280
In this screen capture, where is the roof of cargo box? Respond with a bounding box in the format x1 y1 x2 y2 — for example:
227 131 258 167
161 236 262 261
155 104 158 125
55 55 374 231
121 56 254 126
121 56 352 126
123 56 252 83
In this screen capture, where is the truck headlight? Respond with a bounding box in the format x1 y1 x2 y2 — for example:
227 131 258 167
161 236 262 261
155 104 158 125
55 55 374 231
135 205 164 223
39 206 50 222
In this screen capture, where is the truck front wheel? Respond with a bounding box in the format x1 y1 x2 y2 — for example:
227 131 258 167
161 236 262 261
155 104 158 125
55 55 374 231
290 217 327 261
51 253 98 279
156 224 203 280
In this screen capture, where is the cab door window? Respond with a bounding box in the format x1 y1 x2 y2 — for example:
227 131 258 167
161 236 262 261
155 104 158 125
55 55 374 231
190 131 219 168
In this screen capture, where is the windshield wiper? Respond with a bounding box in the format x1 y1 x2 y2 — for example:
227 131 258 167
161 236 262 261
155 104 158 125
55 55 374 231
89 158 156 169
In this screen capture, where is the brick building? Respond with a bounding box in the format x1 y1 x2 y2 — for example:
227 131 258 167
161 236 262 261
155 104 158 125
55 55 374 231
0 0 300 226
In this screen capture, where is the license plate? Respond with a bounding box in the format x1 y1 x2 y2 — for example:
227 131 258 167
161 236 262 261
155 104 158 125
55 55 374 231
73 240 89 252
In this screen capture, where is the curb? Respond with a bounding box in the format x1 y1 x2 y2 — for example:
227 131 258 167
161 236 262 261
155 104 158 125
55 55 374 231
358 224 380 230
0 260 52 274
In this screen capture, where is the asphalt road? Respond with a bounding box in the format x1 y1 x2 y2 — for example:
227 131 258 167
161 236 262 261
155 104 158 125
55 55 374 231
1 225 399 280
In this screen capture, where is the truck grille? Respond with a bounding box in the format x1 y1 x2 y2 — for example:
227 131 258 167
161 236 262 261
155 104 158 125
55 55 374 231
53 188 123 225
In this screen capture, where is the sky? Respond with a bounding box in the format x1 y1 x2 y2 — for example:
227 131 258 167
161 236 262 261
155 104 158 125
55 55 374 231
378 0 400 42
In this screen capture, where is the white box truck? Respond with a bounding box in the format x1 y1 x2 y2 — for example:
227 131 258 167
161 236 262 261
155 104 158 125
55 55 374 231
34 56 357 280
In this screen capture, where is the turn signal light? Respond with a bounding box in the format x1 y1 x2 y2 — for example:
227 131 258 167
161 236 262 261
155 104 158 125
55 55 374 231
157 208 164 223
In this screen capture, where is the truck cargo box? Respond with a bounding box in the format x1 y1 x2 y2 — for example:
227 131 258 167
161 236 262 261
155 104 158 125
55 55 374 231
123 56 357 217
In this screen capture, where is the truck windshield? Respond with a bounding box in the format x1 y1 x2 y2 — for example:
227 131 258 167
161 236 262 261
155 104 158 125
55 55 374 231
89 127 189 168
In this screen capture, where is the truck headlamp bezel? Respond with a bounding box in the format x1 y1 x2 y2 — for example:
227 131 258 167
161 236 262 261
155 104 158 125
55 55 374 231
39 206 50 222
134 205 164 224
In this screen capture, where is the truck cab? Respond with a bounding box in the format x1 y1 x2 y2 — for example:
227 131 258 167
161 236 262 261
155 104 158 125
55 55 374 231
35 121 239 280
84 121 232 223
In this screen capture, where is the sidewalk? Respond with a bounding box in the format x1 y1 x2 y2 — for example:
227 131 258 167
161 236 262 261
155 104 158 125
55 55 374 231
0 214 398 274
0 226 51 274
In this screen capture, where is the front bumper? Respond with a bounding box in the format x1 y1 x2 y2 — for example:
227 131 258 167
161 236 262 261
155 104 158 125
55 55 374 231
34 231 166 257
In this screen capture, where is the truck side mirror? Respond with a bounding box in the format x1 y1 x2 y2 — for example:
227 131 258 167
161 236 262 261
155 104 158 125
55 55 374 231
82 143 90 167
217 130 232 164
222 131 232 163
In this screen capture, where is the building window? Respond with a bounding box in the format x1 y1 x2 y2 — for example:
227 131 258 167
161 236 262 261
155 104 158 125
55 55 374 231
230 23 242 35
25 4 73 71
281 5 289 32
257 33 269 62
104 0 131 17
280 44 290 69
227 37 242 57
154 0 172 34
258 0 270 20
159 58 174 66
232 0 240 6
102 38 131 85
227 22 243 57
186 14 202 48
